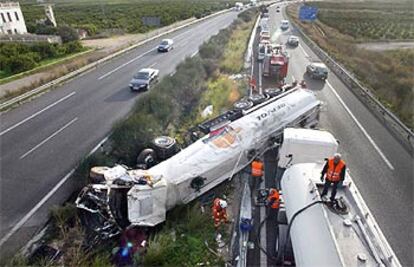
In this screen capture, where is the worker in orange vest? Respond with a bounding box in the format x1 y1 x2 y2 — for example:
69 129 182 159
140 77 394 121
251 158 264 178
212 198 228 228
320 153 346 202
267 188 280 210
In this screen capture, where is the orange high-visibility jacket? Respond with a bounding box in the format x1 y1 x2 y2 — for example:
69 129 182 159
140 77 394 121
326 158 346 182
267 189 280 209
251 160 264 177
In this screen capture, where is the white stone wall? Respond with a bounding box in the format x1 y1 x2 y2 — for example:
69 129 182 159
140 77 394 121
0 2 27 35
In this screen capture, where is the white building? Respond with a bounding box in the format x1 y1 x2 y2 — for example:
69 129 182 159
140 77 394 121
0 2 27 35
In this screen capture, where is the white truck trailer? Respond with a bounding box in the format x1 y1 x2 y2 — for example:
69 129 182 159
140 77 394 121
272 128 401 267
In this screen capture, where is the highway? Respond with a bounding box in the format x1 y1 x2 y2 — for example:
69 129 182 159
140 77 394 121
252 3 412 266
0 10 239 256
0 3 412 265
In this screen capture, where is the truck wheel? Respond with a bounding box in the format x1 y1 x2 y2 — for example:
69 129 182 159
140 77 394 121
233 98 254 110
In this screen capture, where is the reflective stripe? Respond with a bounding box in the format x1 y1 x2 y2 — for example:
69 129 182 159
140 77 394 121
326 159 345 182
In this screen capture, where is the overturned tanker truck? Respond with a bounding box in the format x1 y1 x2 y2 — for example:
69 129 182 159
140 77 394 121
76 86 321 237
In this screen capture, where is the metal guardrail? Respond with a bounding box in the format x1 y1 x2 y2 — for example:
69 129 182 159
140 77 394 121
286 14 414 152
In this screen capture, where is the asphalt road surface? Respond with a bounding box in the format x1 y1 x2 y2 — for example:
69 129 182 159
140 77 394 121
251 3 413 266
0 10 240 256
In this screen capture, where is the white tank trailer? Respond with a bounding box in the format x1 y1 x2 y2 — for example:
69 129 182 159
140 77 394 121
76 87 321 237
275 128 401 267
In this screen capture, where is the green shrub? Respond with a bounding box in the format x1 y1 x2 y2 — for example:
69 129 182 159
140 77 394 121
57 25 79 43
143 204 221 266
64 41 84 54
111 113 162 165
21 1 231 34
7 53 39 73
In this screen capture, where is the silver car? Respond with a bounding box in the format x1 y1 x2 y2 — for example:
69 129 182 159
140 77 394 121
129 68 159 91
287 35 299 46
306 63 328 80
158 39 174 52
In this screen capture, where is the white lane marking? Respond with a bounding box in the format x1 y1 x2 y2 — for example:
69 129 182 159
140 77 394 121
87 136 109 157
20 117 78 159
149 62 157 68
191 51 198 57
98 47 156 80
0 92 76 137
0 168 75 248
299 44 309 57
326 81 395 170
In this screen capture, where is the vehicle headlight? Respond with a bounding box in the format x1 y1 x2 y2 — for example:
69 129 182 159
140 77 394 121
129 83 133 87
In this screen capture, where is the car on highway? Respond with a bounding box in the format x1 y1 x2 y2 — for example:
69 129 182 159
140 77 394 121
280 20 289 30
287 35 299 46
276 6 280 12
158 39 174 52
258 42 272 61
129 68 159 91
306 62 328 80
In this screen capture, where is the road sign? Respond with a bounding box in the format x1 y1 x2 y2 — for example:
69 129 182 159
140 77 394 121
299 5 318 21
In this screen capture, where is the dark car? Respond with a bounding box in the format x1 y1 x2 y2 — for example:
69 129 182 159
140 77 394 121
306 63 328 80
129 68 159 91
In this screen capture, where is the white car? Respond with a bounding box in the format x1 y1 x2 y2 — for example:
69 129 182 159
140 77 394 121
287 35 299 46
129 68 159 91
281 20 289 30
158 39 174 52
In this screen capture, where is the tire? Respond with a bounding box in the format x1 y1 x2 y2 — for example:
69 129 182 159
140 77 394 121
249 94 266 105
136 148 157 167
233 98 254 111
152 136 178 160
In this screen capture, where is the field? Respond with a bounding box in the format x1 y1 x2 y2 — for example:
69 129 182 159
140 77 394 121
311 1 414 40
21 0 237 35
287 1 414 128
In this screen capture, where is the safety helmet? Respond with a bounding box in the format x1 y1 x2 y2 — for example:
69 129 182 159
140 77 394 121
219 200 228 209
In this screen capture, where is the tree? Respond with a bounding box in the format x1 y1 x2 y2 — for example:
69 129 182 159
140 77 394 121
57 26 79 43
